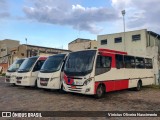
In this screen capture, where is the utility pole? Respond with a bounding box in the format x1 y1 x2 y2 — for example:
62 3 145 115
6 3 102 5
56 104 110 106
121 10 126 52
25 38 28 57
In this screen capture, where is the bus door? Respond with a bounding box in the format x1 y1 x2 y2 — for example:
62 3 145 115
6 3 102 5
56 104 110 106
94 52 114 92
31 60 45 85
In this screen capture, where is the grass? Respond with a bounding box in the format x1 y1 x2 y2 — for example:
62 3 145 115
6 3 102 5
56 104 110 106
145 85 160 89
0 73 6 76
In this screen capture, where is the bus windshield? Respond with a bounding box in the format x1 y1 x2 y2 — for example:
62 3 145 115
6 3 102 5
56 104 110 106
40 54 66 73
64 50 96 76
18 57 38 73
7 59 25 72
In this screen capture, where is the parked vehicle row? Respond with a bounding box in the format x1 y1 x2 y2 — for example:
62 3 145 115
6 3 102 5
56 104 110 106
5 48 154 98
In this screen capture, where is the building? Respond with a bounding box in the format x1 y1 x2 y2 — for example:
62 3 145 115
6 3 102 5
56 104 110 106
10 44 70 65
97 29 160 85
0 39 20 73
68 38 97 51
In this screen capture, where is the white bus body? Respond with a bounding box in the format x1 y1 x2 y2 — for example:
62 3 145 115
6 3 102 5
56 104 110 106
5 58 25 85
16 56 47 87
63 49 154 98
37 54 68 90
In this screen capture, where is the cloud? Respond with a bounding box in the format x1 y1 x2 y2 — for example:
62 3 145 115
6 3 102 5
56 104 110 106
111 0 160 33
0 0 10 19
23 0 119 34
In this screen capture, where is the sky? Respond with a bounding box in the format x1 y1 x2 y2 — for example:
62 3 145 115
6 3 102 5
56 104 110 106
0 0 160 49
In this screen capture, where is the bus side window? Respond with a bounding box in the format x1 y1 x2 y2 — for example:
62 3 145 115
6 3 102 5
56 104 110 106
61 59 66 71
124 56 135 68
135 57 145 68
145 58 153 69
116 54 124 69
33 60 45 71
95 55 112 75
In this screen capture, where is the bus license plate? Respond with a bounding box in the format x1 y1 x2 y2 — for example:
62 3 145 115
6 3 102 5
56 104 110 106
6 79 10 82
75 81 82 85
40 81 46 84
17 81 21 83
71 86 76 89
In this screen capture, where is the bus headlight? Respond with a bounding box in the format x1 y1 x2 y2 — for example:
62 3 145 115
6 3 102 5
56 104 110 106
50 77 59 81
11 75 16 78
84 78 92 86
23 76 29 79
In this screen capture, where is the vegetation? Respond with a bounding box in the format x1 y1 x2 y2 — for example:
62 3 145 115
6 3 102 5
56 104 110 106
145 85 160 89
0 73 6 76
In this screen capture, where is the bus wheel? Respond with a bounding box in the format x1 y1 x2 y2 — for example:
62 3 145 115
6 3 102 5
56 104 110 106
135 80 142 91
12 83 16 86
95 84 105 99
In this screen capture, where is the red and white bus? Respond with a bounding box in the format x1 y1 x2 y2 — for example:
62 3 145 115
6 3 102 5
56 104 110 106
63 49 154 98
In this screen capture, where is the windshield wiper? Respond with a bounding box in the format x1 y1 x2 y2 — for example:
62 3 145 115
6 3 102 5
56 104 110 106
18 69 29 72
40 69 57 73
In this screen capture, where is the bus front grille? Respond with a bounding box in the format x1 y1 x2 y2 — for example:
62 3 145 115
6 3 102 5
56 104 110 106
16 77 22 80
6 76 11 78
68 86 82 92
40 78 49 86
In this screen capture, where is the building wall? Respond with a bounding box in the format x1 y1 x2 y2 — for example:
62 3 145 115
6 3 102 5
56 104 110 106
98 29 148 56
0 39 20 73
10 44 70 64
146 46 159 85
68 39 97 51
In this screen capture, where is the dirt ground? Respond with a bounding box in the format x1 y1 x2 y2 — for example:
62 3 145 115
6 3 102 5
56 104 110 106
0 76 160 120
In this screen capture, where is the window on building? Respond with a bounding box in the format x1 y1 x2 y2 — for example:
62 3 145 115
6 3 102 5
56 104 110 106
1 49 6 52
101 39 107 45
145 58 153 69
135 57 145 68
132 34 141 41
116 54 124 69
114 37 122 43
95 55 112 75
124 56 135 68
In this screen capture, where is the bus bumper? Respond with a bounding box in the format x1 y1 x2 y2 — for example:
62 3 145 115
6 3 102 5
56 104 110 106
63 82 94 95
5 76 16 84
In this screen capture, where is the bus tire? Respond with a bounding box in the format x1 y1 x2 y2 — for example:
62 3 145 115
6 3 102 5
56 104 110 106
43 89 51 91
12 83 16 86
135 80 142 91
95 84 105 99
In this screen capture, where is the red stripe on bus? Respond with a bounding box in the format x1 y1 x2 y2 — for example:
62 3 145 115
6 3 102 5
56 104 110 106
98 48 127 55
39 57 47 60
64 74 68 82
63 74 74 85
94 79 129 93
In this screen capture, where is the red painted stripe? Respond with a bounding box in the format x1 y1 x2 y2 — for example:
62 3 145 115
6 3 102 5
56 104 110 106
94 79 129 94
64 73 68 82
39 57 47 60
98 48 127 55
63 74 74 85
